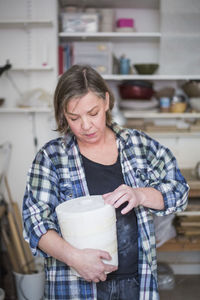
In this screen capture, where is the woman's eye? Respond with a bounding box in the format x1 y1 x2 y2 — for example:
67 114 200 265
90 111 98 116
70 117 79 121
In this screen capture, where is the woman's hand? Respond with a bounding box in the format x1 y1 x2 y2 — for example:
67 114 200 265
38 230 117 283
103 184 143 214
103 184 164 214
70 248 117 282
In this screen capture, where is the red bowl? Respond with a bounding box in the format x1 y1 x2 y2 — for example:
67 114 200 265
119 84 154 100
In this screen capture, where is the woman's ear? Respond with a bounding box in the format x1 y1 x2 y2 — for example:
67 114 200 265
105 92 110 111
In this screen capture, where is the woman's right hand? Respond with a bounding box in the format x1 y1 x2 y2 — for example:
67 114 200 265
38 230 117 282
70 248 117 282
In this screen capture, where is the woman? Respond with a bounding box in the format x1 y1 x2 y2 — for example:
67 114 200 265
23 65 189 300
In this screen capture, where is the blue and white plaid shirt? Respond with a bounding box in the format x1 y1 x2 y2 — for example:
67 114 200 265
23 122 189 300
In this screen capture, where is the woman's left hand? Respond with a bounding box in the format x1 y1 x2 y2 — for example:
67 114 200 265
103 184 144 214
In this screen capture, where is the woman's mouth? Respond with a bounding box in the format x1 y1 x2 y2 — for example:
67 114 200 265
85 132 96 138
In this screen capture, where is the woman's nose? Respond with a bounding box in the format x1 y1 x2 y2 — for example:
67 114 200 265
81 117 91 130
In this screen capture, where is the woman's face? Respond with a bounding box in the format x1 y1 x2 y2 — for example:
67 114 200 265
64 91 109 145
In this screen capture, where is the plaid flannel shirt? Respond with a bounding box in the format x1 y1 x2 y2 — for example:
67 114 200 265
23 122 189 300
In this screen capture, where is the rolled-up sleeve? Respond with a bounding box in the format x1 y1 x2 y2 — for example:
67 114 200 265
145 138 189 216
23 149 60 257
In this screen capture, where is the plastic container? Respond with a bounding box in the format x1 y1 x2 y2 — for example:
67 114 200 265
117 18 134 28
13 271 45 300
61 12 99 32
56 195 118 277
157 262 175 290
160 97 171 112
73 42 113 74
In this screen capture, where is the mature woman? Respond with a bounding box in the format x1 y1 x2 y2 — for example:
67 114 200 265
23 65 189 300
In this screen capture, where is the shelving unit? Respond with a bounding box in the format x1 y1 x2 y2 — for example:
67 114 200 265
0 0 58 109
58 0 200 256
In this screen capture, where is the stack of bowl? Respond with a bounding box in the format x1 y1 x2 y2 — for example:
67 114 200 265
118 80 154 100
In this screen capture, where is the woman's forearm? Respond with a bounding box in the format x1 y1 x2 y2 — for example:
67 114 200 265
103 185 165 214
38 229 117 282
38 229 77 267
137 187 164 210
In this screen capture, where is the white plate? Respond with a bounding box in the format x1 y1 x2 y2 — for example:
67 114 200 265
120 98 159 110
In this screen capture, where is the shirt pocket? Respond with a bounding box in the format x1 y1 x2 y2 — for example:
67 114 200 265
59 181 73 202
135 168 150 187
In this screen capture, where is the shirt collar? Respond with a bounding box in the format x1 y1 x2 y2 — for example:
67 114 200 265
62 122 130 150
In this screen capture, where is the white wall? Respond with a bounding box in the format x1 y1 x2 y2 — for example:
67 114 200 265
0 0 58 207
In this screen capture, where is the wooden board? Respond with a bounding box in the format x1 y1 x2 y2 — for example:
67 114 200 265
4 177 36 273
157 237 200 252
180 169 200 195
0 205 6 219
2 227 20 273
12 202 36 272
7 211 28 273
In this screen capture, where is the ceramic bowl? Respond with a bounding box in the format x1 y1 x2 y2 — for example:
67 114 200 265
170 102 187 113
182 81 200 97
190 97 200 112
134 63 159 75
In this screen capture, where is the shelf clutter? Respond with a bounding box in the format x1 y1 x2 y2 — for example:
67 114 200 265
0 177 36 275
155 164 200 252
0 177 37 299
158 170 200 252
174 197 200 241
125 116 200 136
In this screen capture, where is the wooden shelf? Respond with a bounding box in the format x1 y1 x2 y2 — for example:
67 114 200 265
11 66 53 71
59 31 161 42
123 111 200 119
189 189 200 198
181 169 200 197
157 237 200 252
0 20 53 27
103 74 200 81
0 107 52 113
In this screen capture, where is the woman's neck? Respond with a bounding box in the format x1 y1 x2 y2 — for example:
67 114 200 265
78 127 118 165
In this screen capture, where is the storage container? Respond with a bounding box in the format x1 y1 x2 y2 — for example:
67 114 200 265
73 42 113 74
56 195 118 277
61 12 99 32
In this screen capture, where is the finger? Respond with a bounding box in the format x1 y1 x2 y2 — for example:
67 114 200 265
102 192 112 199
114 184 128 193
93 278 100 283
99 273 107 282
113 194 129 208
104 263 118 273
104 190 126 206
99 250 112 261
121 201 134 214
